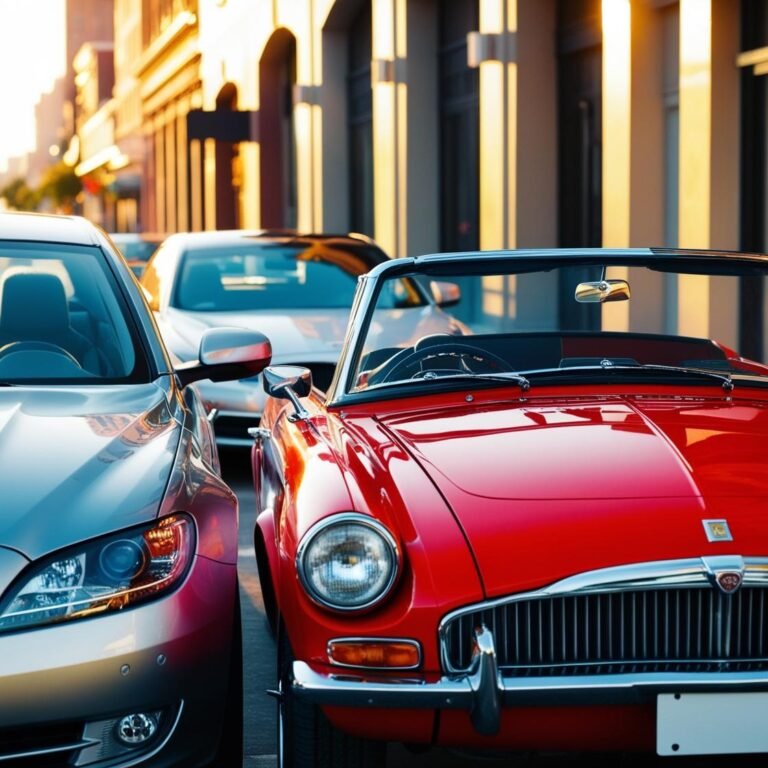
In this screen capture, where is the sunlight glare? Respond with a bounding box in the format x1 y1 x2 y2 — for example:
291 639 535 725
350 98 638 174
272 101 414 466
0 0 66 172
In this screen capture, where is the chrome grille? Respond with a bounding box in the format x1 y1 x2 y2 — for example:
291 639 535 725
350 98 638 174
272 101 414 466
442 585 768 675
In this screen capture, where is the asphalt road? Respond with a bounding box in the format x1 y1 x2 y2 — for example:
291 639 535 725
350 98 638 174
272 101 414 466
221 449 768 768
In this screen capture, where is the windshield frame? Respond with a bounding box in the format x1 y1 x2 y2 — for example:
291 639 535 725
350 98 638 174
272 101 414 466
326 248 768 406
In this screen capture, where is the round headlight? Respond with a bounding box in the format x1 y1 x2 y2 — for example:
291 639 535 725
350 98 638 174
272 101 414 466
297 514 399 611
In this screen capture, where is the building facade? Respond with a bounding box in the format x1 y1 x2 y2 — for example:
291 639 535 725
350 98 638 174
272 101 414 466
96 0 768 359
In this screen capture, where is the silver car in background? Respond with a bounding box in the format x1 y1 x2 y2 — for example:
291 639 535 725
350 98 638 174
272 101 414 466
0 211 271 767
140 230 404 446
108 232 166 278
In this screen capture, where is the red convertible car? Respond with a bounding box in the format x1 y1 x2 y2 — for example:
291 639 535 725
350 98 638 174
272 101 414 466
253 248 768 765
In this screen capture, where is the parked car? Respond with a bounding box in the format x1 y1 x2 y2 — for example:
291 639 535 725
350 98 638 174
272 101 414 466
139 229 460 446
108 231 165 277
254 246 768 765
0 211 271 767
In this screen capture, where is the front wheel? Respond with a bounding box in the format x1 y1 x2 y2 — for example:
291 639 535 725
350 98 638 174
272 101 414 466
277 629 386 768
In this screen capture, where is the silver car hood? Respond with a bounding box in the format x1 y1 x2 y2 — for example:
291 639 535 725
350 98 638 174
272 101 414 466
161 307 349 361
0 383 180 561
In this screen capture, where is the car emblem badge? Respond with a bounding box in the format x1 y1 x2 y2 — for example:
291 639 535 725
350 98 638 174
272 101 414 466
702 519 733 542
703 555 745 595
716 572 743 594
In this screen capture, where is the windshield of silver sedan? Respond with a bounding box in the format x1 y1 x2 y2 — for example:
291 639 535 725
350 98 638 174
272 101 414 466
0 243 149 383
348 258 768 393
173 242 425 312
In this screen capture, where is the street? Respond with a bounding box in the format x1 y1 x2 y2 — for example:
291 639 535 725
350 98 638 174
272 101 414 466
221 450 768 768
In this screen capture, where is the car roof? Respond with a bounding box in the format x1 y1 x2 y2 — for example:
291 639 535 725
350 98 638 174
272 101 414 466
0 211 103 246
109 232 166 242
159 229 380 249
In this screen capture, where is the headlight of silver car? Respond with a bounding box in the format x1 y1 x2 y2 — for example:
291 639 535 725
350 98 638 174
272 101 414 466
0 514 195 632
296 513 400 611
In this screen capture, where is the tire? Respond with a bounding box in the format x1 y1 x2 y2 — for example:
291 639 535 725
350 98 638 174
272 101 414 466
207 583 244 767
277 627 386 768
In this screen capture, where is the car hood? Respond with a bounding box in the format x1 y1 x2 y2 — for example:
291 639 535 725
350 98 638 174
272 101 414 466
379 394 768 596
0 383 180 561
164 307 349 361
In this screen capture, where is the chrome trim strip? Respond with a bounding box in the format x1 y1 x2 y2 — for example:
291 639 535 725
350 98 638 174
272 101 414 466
328 273 378 402
438 556 768 674
291 662 768 709
293 621 768 736
327 637 422 670
487 657 768 672
295 513 401 612
292 660 473 708
0 740 93 762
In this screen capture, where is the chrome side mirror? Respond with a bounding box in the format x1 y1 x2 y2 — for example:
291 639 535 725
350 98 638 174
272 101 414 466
263 365 313 421
575 279 630 303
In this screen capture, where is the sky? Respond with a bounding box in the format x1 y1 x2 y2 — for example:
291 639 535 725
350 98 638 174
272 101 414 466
0 0 66 172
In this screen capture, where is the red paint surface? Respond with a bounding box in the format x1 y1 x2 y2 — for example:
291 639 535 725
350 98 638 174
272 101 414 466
258 382 768 750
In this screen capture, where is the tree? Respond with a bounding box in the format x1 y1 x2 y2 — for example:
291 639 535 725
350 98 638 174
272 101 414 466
38 161 82 213
0 177 39 211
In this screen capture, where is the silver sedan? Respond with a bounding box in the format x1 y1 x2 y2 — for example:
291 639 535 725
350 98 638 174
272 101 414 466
0 211 271 767
140 230 464 446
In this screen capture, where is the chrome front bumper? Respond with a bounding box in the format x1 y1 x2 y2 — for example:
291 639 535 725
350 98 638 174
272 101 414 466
293 626 768 736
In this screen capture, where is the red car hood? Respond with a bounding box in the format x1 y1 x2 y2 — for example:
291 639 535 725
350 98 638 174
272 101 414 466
378 395 768 597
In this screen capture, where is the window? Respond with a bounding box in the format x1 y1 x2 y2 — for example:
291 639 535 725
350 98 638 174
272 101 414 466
0 243 149 382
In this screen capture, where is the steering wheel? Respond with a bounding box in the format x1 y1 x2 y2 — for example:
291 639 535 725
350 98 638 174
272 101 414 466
376 337 514 383
0 341 82 368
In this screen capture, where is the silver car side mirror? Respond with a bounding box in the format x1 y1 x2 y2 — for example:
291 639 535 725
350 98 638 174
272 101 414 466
263 365 313 421
175 327 272 387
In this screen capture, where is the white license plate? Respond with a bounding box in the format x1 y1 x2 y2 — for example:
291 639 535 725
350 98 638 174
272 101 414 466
657 692 768 755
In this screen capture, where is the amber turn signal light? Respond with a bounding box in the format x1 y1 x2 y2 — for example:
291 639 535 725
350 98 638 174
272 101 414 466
327 639 421 669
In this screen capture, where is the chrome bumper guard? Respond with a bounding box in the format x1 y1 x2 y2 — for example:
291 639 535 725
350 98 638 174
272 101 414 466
292 626 768 736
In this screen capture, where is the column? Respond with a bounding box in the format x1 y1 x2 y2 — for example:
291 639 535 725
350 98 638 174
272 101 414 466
601 0 631 331
372 0 407 258
476 0 517 251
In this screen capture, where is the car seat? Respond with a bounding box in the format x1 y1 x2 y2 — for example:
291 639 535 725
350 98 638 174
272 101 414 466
0 273 99 372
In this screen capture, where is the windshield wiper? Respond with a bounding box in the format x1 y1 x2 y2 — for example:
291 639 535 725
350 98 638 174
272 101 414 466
528 363 734 392
635 364 734 391
411 370 531 391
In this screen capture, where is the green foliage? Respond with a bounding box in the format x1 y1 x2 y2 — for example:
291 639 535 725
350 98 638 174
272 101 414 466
0 177 40 211
38 162 82 211
1 162 83 213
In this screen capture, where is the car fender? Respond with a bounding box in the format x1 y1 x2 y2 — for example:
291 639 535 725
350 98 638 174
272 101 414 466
254 509 279 633
263 395 485 672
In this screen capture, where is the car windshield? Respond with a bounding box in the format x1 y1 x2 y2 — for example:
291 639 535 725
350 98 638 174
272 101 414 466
0 242 150 383
111 236 159 262
172 241 423 312
348 255 768 394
